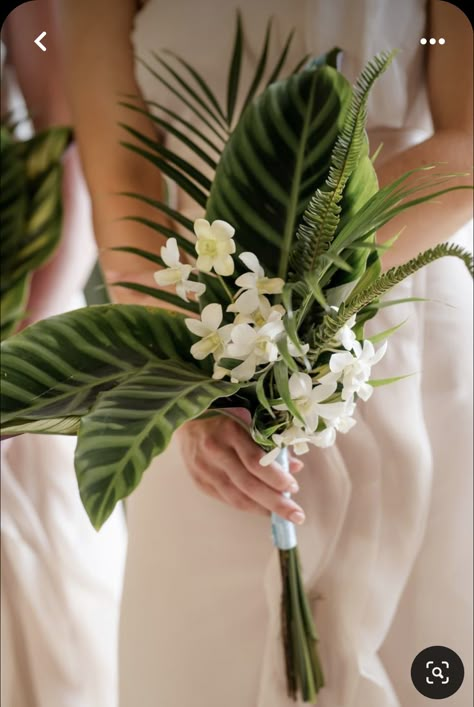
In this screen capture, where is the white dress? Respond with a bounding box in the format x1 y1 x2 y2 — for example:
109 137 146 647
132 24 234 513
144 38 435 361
1 47 127 707
120 1 473 705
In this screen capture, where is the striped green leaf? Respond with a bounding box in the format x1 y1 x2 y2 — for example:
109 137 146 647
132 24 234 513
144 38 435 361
1 304 211 429
1 124 71 338
118 18 304 306
76 361 238 528
205 65 355 282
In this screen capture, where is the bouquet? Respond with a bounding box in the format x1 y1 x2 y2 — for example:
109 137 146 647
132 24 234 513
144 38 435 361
1 17 472 703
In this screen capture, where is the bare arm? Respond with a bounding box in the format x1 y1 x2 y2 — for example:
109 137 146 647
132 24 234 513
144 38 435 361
376 0 473 269
57 0 171 303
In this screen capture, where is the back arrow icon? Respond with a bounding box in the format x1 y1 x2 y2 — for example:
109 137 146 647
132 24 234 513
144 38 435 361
34 32 47 52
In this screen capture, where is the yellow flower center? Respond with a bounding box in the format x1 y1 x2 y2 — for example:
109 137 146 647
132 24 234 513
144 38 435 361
255 337 270 357
199 239 218 257
202 331 222 354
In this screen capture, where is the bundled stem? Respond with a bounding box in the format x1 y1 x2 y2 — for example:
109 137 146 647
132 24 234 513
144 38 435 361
279 547 324 702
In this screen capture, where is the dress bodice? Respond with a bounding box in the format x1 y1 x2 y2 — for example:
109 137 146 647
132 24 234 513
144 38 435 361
132 0 432 143
132 0 432 224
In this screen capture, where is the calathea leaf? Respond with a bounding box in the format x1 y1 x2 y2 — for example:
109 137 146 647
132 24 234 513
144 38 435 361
205 65 352 284
1 124 71 339
1 304 210 430
75 361 238 529
119 18 303 308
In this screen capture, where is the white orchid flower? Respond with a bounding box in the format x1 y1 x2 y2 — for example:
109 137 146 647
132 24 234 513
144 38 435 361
259 425 315 466
228 252 285 315
330 307 357 351
287 339 310 358
227 315 285 382
193 218 236 276
324 397 357 435
154 238 206 302
185 303 233 361
233 294 286 326
212 364 232 380
326 339 388 401
273 372 346 432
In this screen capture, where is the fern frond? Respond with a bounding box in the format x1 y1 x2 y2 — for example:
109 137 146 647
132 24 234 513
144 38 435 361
291 51 395 277
311 243 473 356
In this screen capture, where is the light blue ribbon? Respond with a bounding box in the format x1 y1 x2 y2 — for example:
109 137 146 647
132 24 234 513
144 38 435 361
271 448 297 550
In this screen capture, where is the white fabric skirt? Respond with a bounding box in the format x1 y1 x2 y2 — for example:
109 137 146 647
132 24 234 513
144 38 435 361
119 223 472 707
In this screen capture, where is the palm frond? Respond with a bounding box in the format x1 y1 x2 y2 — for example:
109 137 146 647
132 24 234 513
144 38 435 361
162 50 227 123
120 132 210 206
265 30 295 86
118 191 195 235
119 101 218 169
152 52 229 133
291 51 395 277
120 18 306 308
226 11 244 125
138 57 228 143
117 215 195 256
240 19 273 112
135 98 223 155
110 280 200 313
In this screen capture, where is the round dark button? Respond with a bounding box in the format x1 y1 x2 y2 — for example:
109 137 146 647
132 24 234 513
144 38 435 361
411 646 464 699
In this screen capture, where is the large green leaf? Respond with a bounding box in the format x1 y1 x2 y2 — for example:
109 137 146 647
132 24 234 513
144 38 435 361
205 65 356 281
1 304 210 429
117 19 306 310
1 125 71 339
75 361 237 528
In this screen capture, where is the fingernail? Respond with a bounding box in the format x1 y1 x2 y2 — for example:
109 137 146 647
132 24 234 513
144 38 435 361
289 510 305 525
288 481 299 494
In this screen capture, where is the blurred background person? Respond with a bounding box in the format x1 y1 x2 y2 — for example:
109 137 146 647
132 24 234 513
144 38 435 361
1 3 127 706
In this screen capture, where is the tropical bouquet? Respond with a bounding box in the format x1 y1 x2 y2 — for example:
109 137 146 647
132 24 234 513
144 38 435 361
1 17 472 703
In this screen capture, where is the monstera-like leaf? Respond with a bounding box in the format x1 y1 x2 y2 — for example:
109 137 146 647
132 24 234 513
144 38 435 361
1 124 71 339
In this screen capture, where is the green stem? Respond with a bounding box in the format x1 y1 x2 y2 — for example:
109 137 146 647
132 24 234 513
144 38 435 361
217 274 234 303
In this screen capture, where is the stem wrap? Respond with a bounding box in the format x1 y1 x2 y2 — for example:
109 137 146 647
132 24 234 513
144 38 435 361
271 448 298 550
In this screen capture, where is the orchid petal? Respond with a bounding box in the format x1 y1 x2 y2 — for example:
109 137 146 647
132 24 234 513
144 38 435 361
288 373 312 400
161 238 180 267
214 254 235 276
201 303 223 331
185 318 210 337
211 219 235 240
239 251 261 274
231 355 258 381
234 273 257 289
232 289 260 315
193 218 211 239
195 254 213 272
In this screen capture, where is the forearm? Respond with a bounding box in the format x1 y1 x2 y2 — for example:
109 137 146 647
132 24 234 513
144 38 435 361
57 0 176 305
376 128 473 269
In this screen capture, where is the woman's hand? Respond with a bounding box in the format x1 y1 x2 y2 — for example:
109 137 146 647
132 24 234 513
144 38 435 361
177 416 306 523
